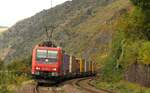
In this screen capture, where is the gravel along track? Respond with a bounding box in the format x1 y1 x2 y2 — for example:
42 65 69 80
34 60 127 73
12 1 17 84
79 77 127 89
15 83 61 93
35 84 62 93
15 84 38 93
36 86 54 93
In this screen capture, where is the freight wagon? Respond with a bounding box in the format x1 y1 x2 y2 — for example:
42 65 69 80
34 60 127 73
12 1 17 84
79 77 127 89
31 44 96 83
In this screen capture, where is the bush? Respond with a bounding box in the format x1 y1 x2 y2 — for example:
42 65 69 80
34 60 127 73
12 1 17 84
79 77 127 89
0 56 32 93
130 0 150 10
138 41 150 64
101 56 123 82
7 56 31 74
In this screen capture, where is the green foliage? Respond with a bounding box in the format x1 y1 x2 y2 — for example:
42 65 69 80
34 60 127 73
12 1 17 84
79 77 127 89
117 5 150 66
98 0 150 92
119 8 145 40
100 56 123 82
94 81 150 93
7 56 31 74
130 0 150 40
138 41 150 64
100 30 125 82
113 3 150 66
125 42 139 63
0 56 31 93
130 0 150 10
0 85 12 93
112 30 125 60
117 40 150 66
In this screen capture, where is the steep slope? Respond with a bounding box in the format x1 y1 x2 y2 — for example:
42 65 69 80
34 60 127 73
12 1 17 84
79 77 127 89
0 0 131 62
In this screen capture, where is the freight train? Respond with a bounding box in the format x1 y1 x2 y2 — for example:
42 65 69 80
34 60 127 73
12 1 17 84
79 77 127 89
31 42 96 83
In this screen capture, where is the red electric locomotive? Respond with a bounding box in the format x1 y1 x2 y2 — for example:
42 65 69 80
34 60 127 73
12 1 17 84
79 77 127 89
32 43 64 82
31 42 96 83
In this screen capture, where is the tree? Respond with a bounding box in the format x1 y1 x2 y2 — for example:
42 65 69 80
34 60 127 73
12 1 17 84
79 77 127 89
129 0 150 40
130 0 150 10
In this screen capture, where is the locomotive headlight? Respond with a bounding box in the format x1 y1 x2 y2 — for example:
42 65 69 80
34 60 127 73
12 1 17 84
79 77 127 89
45 59 48 62
32 71 35 74
35 67 40 70
52 68 57 71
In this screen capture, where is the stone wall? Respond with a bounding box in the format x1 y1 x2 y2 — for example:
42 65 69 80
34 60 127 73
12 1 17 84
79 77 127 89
125 63 150 87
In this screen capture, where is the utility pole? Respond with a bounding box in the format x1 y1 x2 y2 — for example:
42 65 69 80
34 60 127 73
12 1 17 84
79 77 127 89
51 0 53 8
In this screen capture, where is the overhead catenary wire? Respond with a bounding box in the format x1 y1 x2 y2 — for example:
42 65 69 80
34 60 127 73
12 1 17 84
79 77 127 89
42 0 57 47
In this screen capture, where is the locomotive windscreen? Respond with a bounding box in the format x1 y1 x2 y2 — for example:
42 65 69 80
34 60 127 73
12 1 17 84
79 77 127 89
37 50 47 58
36 49 58 63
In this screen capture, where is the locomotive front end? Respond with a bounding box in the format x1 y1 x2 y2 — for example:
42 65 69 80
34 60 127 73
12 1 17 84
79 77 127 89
31 46 62 82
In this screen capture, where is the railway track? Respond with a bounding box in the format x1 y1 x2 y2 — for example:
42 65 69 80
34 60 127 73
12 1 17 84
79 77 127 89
34 84 60 93
34 84 38 93
72 77 114 93
17 77 114 93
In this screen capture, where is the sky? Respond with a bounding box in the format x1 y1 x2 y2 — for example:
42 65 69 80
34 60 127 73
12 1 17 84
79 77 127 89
0 0 69 27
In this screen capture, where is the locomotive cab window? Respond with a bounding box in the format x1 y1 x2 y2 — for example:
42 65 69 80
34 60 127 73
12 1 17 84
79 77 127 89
36 49 47 60
36 49 58 63
47 50 58 63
